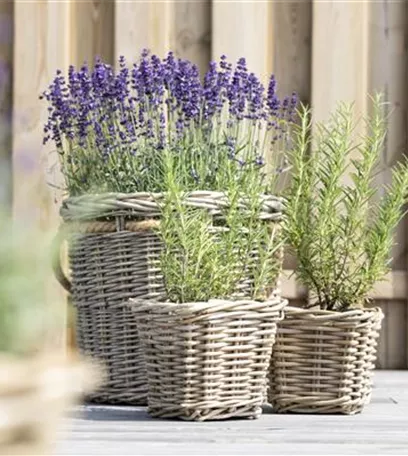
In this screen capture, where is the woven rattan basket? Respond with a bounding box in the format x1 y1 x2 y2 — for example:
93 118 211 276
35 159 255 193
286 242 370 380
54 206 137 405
53 191 283 405
268 306 383 414
0 355 97 455
130 295 287 421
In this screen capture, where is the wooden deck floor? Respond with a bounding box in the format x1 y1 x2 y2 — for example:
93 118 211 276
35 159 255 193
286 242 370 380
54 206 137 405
56 371 408 455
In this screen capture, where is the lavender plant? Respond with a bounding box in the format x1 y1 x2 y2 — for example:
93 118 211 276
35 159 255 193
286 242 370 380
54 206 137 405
41 51 296 196
286 95 408 311
42 51 296 303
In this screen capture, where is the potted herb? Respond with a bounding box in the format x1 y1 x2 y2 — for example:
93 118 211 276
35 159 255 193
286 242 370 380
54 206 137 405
269 95 408 414
130 150 287 421
44 51 295 406
0 215 98 454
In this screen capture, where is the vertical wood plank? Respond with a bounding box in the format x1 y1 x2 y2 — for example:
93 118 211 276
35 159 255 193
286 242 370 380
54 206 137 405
13 0 71 351
273 1 312 104
0 0 13 210
309 1 370 309
71 0 114 66
114 0 211 74
385 301 407 368
114 1 174 61
174 1 211 75
312 1 369 123
272 1 312 271
368 1 408 369
212 1 273 83
405 0 408 370
374 301 408 369
369 0 407 270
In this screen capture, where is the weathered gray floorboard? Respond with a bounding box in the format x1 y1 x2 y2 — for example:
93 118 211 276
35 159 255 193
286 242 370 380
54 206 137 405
56 371 408 455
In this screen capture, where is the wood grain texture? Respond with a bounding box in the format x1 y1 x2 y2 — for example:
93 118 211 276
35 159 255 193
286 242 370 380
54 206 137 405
13 0 70 350
114 1 174 61
212 1 273 84
272 1 312 104
367 0 408 368
369 0 408 270
114 1 211 73
312 0 369 123
385 301 407 369
174 1 211 75
71 0 114 66
0 0 13 210
272 1 311 271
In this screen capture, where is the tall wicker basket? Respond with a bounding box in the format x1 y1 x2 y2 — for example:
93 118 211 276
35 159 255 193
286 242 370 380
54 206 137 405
130 296 287 421
53 191 283 405
268 306 383 414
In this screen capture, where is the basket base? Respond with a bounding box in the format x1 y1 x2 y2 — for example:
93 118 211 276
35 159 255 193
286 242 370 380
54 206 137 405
148 404 262 421
269 393 372 415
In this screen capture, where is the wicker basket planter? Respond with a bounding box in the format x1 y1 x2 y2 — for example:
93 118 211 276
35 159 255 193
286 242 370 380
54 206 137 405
0 355 97 455
53 191 283 405
268 306 384 415
130 295 287 421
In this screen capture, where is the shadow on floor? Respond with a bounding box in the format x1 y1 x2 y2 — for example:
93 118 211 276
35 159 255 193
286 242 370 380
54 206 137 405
72 404 276 422
75 404 152 422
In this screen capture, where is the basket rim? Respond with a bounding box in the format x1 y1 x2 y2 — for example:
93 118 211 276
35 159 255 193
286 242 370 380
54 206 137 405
128 295 287 317
62 190 284 203
282 305 383 322
60 190 284 221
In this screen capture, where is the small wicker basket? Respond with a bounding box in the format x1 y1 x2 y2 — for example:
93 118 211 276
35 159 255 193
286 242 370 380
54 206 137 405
130 295 287 421
53 191 283 405
0 355 97 455
268 306 383 414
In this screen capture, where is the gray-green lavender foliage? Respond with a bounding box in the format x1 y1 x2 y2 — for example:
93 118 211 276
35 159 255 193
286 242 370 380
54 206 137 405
285 95 408 311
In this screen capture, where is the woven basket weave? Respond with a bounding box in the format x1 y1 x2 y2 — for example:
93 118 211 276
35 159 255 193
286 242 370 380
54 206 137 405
53 191 283 405
0 355 96 455
268 306 383 415
130 295 287 421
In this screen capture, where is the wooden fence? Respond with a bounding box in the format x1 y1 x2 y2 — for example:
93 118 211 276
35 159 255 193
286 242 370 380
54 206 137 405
2 0 408 367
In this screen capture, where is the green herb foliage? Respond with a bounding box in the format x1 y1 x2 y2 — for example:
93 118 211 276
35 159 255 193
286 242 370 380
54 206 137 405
285 95 408 311
157 152 283 303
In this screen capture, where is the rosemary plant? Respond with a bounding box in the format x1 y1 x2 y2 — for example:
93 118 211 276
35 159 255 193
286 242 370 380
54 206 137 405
286 95 408 311
157 152 283 303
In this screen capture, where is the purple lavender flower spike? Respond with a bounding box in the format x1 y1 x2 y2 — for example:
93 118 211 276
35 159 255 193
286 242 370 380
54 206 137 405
40 50 295 195
247 72 264 121
267 74 280 116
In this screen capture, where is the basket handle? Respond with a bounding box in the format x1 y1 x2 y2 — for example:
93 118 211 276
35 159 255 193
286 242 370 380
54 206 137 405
52 229 72 293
